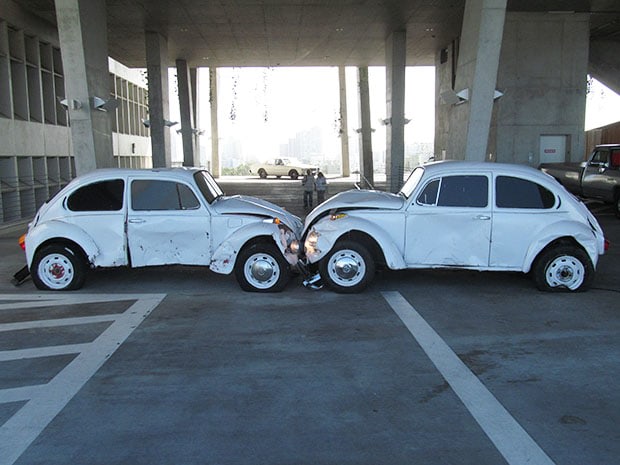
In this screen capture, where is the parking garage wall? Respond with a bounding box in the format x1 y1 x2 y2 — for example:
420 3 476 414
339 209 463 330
0 14 150 224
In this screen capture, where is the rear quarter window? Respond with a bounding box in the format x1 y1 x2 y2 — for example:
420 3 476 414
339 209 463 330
496 176 555 209
67 180 124 211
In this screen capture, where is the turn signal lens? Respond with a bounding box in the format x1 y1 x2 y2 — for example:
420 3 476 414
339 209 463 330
604 239 610 252
18 233 26 251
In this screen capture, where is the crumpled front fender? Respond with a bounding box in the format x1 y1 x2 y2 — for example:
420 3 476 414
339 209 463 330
210 221 297 275
25 220 100 267
305 215 407 270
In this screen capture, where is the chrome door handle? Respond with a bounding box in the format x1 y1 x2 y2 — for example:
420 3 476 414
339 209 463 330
474 215 491 220
128 218 145 224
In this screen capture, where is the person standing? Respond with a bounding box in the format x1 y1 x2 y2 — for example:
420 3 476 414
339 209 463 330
315 171 327 204
302 169 315 209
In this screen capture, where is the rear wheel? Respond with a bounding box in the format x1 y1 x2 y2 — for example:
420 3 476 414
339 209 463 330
289 170 299 180
532 245 594 292
235 243 290 292
318 240 375 293
32 244 86 291
258 169 267 179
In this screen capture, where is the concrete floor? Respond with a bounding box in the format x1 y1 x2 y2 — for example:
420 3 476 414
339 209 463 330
0 203 618 465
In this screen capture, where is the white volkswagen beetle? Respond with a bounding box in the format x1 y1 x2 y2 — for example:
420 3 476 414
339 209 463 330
20 168 302 292
296 161 607 293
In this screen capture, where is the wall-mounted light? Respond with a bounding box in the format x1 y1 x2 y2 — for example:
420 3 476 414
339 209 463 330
57 97 82 110
91 96 119 112
142 119 178 128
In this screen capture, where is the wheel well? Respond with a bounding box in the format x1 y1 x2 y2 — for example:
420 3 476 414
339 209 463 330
36 238 89 265
534 236 586 264
338 230 386 267
239 235 276 253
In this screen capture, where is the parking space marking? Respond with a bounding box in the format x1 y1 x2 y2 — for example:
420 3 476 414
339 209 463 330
0 293 165 465
382 291 556 465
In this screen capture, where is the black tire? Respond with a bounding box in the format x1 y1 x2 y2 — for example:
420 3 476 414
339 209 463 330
234 243 290 292
31 244 87 291
532 245 594 292
614 192 620 219
258 169 267 179
289 170 299 180
318 240 375 293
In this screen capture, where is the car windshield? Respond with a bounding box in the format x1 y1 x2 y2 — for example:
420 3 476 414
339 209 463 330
399 167 425 199
193 170 224 204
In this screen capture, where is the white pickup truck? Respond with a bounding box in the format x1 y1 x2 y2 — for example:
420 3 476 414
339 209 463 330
540 144 620 217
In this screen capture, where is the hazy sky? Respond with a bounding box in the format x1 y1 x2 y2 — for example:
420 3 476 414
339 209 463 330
169 68 618 165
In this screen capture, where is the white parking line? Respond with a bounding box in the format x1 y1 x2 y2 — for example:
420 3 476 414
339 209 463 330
382 291 556 465
0 293 165 465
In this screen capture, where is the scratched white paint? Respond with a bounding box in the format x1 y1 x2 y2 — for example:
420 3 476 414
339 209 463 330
304 162 605 275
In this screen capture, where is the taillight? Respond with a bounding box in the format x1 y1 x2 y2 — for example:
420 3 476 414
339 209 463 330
18 234 26 251
605 239 610 252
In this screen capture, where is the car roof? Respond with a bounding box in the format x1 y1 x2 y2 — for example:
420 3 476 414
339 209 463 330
420 160 553 182
68 167 204 184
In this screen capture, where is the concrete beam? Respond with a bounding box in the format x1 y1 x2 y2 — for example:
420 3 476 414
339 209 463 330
589 40 620 95
357 67 374 189
54 0 114 175
386 30 406 193
145 31 171 168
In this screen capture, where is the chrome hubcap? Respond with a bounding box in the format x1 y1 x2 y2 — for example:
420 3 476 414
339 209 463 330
245 253 279 289
328 250 365 286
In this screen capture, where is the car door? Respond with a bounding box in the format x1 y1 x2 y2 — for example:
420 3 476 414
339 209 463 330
405 174 492 267
126 178 212 267
490 174 559 268
581 149 610 200
64 178 128 266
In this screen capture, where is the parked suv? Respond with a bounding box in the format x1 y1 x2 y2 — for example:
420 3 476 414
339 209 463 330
20 168 302 292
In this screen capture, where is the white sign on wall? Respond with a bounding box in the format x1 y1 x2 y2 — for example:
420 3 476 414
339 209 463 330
539 135 567 163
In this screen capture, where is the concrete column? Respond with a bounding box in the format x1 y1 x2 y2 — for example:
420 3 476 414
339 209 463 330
175 59 196 166
386 30 406 192
209 67 220 177
54 0 114 175
457 0 507 161
145 31 171 168
190 67 201 167
338 66 350 177
357 67 374 189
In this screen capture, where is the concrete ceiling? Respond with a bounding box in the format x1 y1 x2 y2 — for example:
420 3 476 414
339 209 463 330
11 0 620 68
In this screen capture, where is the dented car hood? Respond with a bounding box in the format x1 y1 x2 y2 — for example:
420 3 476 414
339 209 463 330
305 189 404 226
213 195 303 232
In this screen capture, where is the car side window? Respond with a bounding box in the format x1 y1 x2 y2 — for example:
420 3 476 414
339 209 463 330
131 180 200 211
610 150 620 168
416 179 440 205
67 179 124 212
496 176 555 209
437 175 488 207
590 150 608 166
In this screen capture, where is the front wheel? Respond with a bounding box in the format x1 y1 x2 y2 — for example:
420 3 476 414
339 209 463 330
318 240 375 293
234 243 290 292
532 245 594 292
32 244 87 291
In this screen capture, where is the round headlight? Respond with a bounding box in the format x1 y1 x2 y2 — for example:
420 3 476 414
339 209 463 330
290 240 300 254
